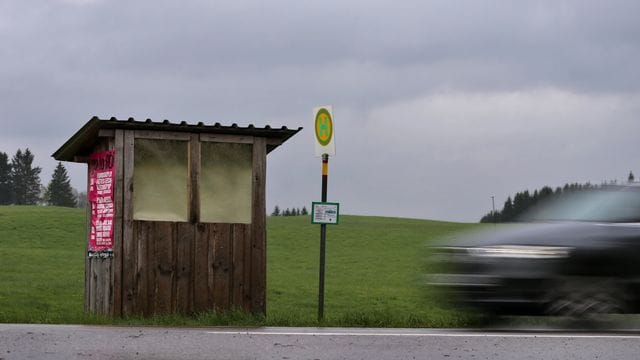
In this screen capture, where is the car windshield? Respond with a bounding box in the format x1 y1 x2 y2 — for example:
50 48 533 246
522 188 640 223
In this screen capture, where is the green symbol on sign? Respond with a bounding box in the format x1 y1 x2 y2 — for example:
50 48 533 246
315 108 333 146
318 119 329 137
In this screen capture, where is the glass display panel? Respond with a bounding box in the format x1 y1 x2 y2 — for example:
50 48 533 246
200 142 252 224
133 139 189 221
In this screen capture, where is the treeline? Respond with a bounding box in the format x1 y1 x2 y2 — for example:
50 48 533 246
480 177 633 223
271 205 308 217
0 148 83 208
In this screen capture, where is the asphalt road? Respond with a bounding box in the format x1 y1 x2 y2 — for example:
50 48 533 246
2 324 640 359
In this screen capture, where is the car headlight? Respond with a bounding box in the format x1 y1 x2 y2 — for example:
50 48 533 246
466 245 572 259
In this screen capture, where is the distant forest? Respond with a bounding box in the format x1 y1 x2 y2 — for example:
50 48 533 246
0 148 84 208
480 172 636 223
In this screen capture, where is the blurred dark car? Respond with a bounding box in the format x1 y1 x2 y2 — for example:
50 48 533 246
429 185 640 317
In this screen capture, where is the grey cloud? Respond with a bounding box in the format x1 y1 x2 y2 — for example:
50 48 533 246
2 0 640 221
6 1 639 82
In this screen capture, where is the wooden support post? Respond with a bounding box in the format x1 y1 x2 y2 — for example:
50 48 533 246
251 137 267 314
113 129 124 315
122 130 135 315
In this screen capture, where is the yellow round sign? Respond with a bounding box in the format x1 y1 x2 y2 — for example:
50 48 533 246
315 108 333 146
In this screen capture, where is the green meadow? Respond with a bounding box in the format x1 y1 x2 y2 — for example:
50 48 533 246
0 206 481 327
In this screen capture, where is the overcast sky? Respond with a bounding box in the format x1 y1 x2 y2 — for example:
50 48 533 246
2 0 639 222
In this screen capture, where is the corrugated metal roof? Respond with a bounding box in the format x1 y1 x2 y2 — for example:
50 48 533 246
53 116 302 162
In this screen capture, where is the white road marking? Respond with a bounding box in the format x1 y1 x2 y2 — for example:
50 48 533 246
205 330 640 339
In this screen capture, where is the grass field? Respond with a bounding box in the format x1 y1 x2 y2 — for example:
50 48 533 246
0 206 481 327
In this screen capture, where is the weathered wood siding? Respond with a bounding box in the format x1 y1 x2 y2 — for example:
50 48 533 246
119 221 254 315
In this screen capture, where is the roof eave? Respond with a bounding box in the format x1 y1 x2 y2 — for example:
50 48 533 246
52 117 102 162
52 117 302 162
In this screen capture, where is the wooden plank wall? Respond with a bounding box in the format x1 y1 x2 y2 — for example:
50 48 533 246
125 221 253 315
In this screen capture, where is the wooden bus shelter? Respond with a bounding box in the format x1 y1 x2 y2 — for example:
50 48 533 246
53 117 301 316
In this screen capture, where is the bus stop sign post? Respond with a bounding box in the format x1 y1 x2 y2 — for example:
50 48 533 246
313 106 336 321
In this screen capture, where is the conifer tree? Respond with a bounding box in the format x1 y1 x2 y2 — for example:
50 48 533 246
301 206 308 215
539 186 554 200
10 148 42 205
271 205 281 216
501 197 514 222
0 152 11 205
45 162 76 207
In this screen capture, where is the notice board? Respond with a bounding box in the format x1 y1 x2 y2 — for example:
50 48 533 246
88 150 115 257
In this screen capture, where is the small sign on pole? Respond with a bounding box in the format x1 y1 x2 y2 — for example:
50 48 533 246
311 202 340 225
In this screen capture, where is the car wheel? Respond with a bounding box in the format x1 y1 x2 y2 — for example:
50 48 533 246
544 276 628 318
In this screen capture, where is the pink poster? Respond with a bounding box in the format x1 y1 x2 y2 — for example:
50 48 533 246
88 150 115 256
